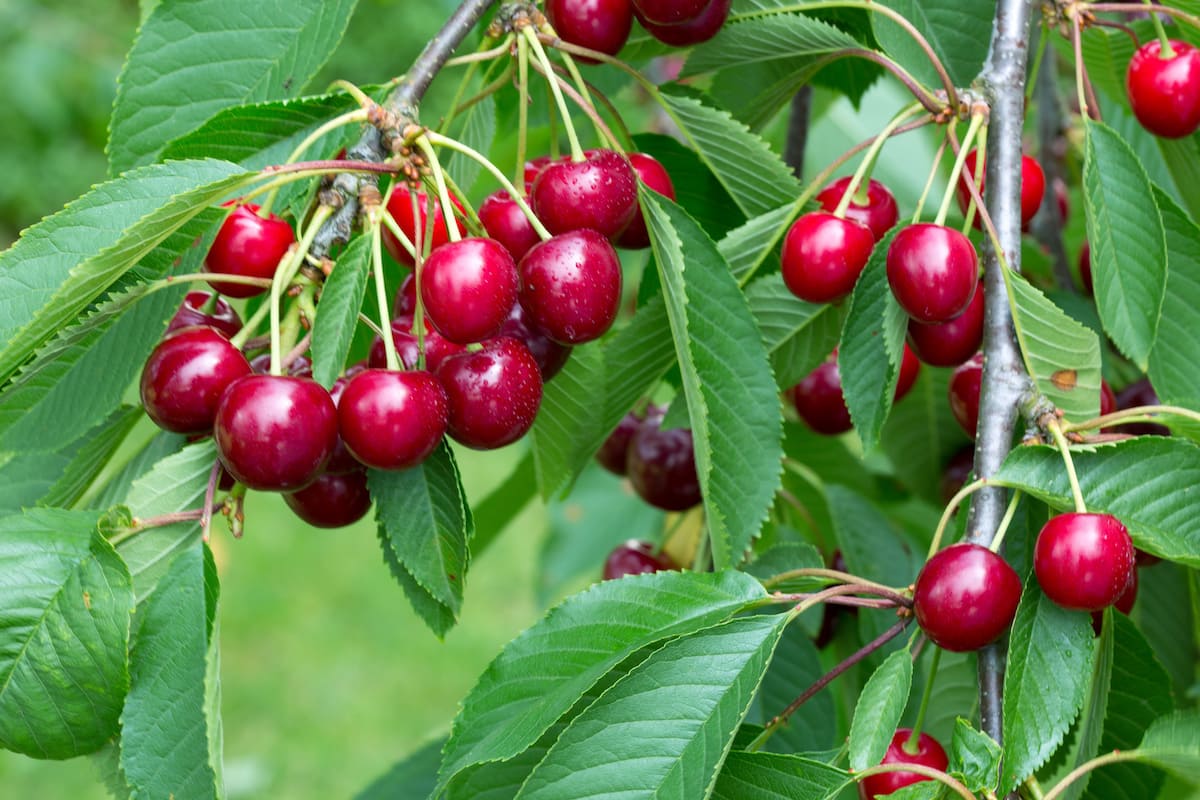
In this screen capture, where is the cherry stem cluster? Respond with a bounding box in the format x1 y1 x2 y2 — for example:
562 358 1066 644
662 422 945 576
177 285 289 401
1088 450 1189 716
846 762 975 800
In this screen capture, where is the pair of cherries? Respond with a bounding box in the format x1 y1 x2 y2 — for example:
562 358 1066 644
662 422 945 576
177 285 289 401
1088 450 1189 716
545 0 730 61
596 403 702 511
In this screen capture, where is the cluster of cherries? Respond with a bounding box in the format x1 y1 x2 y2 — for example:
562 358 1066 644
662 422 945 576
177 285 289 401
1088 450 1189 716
596 402 701 512
545 0 731 59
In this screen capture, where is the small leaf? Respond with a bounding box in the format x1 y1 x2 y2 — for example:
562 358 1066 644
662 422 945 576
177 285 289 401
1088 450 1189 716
745 273 844 391
871 0 994 88
444 95 496 194
1147 186 1200 408
311 234 371 389
950 719 1001 793
683 12 862 76
1136 710 1200 781
711 751 848 800
849 648 914 771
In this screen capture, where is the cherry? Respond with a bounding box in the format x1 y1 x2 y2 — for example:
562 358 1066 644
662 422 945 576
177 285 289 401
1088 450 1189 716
284 469 372 529
631 0 708 25
617 152 677 250
436 337 543 450
913 543 1022 652
518 229 623 344
1091 566 1139 634
140 326 252 434
214 374 338 492
524 155 558 194
596 405 653 475
167 291 243 339
496 302 573 381
421 237 519 344
815 177 899 242
1034 512 1136 611
368 317 466 373
248 352 312 378
780 212 876 304
1100 379 1118 417
955 149 1046 229
325 363 370 474
894 342 921 402
626 414 702 511
907 282 985 367
381 188 463 267
479 190 542 262
204 203 295 299
859 729 949 800
636 0 731 46
392 273 418 318
602 539 676 580
886 223 979 323
1116 378 1170 436
940 446 975 504
531 149 639 240
337 369 448 470
545 0 633 60
789 356 852 436
1126 39 1200 139
948 353 984 439
1079 242 1093 295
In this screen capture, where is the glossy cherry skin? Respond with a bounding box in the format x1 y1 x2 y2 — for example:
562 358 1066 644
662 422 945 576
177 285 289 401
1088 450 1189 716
637 0 731 46
531 149 639 240
789 357 851 436
781 212 876 304
436 337 544 450
1100 379 1118 417
1035 513 1136 611
325 365 369 474
524 155 559 194
204 203 295 298
167 291 243 339
479 190 542 262
421 237 519 344
631 0 708 24
1126 39 1200 138
816 177 899 242
948 353 984 439
626 418 702 511
381 188 463 267
907 281 985 367
546 0 633 60
140 326 252 434
496 302 573 381
284 469 372 529
337 369 448 470
914 543 1023 652
894 343 921 402
955 149 1046 229
859 729 949 800
1092 566 1139 634
518 229 623 345
1079 242 1093 295
596 405 656 475
617 152 677 249
602 539 675 580
214 375 338 492
887 223 979 323
369 317 466 374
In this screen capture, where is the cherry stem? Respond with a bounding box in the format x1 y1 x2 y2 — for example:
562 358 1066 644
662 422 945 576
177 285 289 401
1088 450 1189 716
989 489 1022 553
1092 1 1200 33
414 136 461 244
282 328 312 372
904 646 942 754
1042 751 1146 800
936 110 986 227
516 33 531 189
369 220 400 371
1140 0 1176 55
200 459 223 543
451 62 516 117
412 191 432 370
538 23 599 124
545 58 636 151
270 206 331 375
1071 13 1102 122
521 26 584 160
912 126 952 224
961 124 989 234
847 762 975 800
761 568 912 606
1064 403 1200 432
1047 419 1088 513
443 36 512 67
528 58 625 153
766 592 900 609
833 102 924 219
229 299 272 351
162 273 274 291
112 509 207 546
929 477 991 558
261 107 372 216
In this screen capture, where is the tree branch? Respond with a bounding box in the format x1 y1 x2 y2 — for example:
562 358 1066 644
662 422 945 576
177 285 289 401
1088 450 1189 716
784 86 813 179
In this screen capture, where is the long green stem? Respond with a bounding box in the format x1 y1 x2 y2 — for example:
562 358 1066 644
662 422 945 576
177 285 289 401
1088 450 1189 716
522 27 583 159
936 111 986 227
929 477 990 558
989 489 1022 553
1047 420 1088 513
271 206 332 375
370 220 399 371
1041 751 1146 800
516 32 531 188
904 647 942 753
913 127 952 224
834 103 924 218
415 136 461 244
846 763 975 800
1064 403 1200 432
961 123 989 234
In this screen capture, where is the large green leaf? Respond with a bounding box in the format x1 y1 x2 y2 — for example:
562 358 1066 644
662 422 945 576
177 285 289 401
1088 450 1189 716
711 751 848 800
120 541 221 798
514 613 790 800
1002 579 1095 793
642 192 783 569
720 204 796 284
1135 710 1200 781
108 0 358 173
311 234 371 389
882 367 969 505
1148 186 1200 407
745 615 838 754
1083 120 1167 371
995 439 1200 567
849 648 913 771
40 407 144 510
870 0 994 88
435 570 768 792
0 509 132 759
356 737 445 800
683 13 862 76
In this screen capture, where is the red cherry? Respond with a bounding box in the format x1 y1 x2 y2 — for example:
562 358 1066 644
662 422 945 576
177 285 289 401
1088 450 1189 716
859 729 949 799
886 223 979 323
1100 379 1118 417
626 415 702 511
325 364 369 474
436 337 544 450
284 469 373 529
780 212 876 304
337 369 448 470
1079 242 1093 295
167 291 243 339
913 543 1023 652
602 539 676 580
815 177 900 242
214 375 338 492
204 203 295 299
596 406 653 475
381 189 463 267
392 273 418 318
1034 513 1136 611
907 282 985 367
140 326 252 434
524 155 558 195
531 149 639 240
496 302 573 381
546 0 633 60
636 0 731 46
955 149 1046 229
617 152 677 249
894 343 921 402
1126 39 1200 138
789 356 851 436
518 229 623 345
948 353 984 439
631 0 708 25
368 317 467 374
1091 566 1139 633
421 237 519 345
479 190 542 262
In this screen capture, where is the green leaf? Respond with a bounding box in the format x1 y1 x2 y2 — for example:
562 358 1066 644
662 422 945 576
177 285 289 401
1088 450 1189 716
355 737 445 800
711 751 848 800
745 615 838 754
635 133 745 242
471 451 537 556
1002 579 1095 793
444 95 496 194
720 204 796 284
1136 710 1200 781
683 13 862 76
871 0 994 88
1148 186 1200 407
882 367 969 505
120 541 221 798
745 273 843 391
659 92 802 219
849 648 914 771
1083 120 1167 371
87 431 185 513
40 406 144 510
1061 613 1114 800
0 159 251 382
839 228 907 448
827 485 921 593
311 234 371 389
1132 561 1196 704
435 570 768 792
375 529 456 640
950 719 1001 794
643 192 784 569
108 0 358 173
514 613 790 800
0 509 132 759
744 541 825 592
994 438 1200 567
1007 271 1103 422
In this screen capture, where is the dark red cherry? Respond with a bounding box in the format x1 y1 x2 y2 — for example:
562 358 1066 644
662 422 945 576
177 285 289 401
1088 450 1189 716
948 353 984 439
167 291 243 339
496 302 573 381
284 469 372 529
894 343 921 401
602 539 676 580
392 273 418 318
907 282 985 367
204 203 295 299
214 374 338 492
913 543 1022 652
1079 242 1093 295
546 0 633 60
955 149 1046 229
596 405 656 475
435 337 544 450
421 237 519 344
1092 566 1139 633
337 369 448 470
631 0 708 24
479 190 543 262
1035 513 1136 611
1116 378 1170 436
518 229 623 345
381 188 463 267
859 729 949 800
524 155 558 194
637 0 731 46
248 353 312 378
815 177 899 242
1100 379 1118 417
617 152 677 249
140 326 252 434
781 212 876 304
1126 39 1200 138
368 317 467 374
531 149 639 240
789 356 851 436
325 364 369 474
626 416 702 511
886 223 979 323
